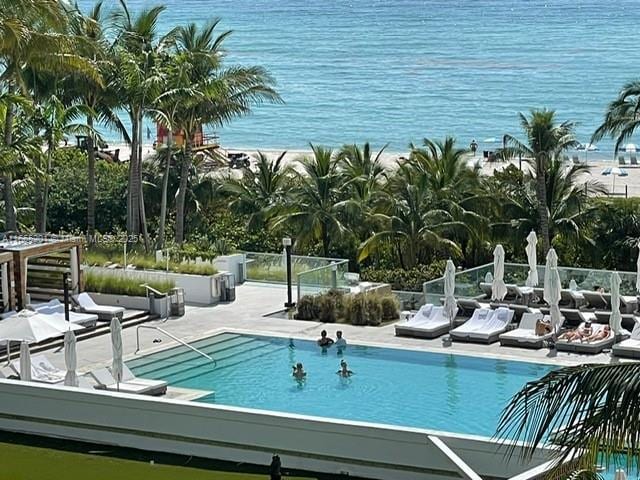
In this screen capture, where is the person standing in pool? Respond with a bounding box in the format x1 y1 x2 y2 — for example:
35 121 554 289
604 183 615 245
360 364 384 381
317 330 334 347
334 330 347 348
292 362 306 380
336 360 353 377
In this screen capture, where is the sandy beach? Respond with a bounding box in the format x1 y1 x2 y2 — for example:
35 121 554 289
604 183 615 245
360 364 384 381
112 142 640 197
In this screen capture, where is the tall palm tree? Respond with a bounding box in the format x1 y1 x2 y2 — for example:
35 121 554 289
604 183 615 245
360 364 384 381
273 145 345 257
222 151 292 230
592 80 640 153
496 362 640 477
171 20 281 244
501 109 579 256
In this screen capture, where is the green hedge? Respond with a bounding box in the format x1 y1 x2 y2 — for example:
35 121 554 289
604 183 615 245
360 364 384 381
360 261 446 292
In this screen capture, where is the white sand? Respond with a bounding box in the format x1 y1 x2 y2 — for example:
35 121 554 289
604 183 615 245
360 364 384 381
111 143 638 197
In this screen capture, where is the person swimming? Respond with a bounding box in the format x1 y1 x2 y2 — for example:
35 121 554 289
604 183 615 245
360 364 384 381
336 360 353 377
317 330 334 347
292 362 306 380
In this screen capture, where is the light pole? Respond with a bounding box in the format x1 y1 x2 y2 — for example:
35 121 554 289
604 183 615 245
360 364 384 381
283 237 294 309
63 272 71 322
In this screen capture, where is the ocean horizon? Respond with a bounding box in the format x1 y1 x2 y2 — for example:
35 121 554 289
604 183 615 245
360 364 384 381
76 0 640 157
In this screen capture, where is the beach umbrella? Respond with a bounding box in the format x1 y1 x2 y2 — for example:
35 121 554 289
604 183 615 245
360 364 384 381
443 260 457 331
491 244 507 301
622 143 637 153
547 267 562 335
0 310 82 343
110 317 123 389
19 341 31 382
610 271 622 337
63 330 78 387
636 240 640 293
601 167 628 193
525 231 539 287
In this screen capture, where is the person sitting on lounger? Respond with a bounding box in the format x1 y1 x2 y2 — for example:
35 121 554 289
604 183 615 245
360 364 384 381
583 325 611 343
292 363 306 380
558 321 592 342
336 360 353 377
317 330 334 347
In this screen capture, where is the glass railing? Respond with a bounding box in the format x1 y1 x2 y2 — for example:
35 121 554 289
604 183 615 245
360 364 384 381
393 290 429 310
423 262 639 305
243 251 347 284
297 260 349 301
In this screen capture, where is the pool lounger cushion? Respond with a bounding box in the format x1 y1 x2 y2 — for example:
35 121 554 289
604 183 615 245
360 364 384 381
115 364 168 395
555 323 614 354
91 367 163 395
394 305 457 339
613 322 640 359
451 307 514 344
499 312 552 349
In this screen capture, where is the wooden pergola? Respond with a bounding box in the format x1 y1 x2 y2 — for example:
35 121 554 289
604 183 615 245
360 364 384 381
0 234 84 311
0 251 13 311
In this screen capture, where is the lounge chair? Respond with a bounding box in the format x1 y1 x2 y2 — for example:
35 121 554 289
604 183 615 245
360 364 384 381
394 305 457 339
450 307 515 344
11 354 66 384
555 322 615 354
612 322 640 359
478 282 493 299
619 155 627 166
114 364 168 395
456 298 490 317
73 293 125 321
90 367 162 395
35 299 98 328
499 312 558 349
581 291 609 310
632 154 638 166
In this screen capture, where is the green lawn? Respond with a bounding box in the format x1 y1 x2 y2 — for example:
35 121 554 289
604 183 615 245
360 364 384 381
0 441 311 480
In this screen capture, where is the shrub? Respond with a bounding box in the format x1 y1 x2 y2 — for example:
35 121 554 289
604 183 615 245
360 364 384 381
316 294 338 323
380 295 400 321
360 262 446 292
294 295 318 320
345 293 367 325
365 296 383 326
84 272 175 297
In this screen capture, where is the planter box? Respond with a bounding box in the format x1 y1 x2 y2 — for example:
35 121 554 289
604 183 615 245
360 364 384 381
84 267 227 306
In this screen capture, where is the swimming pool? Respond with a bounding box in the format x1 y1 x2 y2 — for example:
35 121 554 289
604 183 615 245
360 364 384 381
128 333 554 437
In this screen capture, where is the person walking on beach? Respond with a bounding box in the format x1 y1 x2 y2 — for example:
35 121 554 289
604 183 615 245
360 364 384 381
470 139 478 156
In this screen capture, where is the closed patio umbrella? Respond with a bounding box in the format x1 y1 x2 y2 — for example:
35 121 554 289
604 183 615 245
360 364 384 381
636 241 640 293
19 341 31 382
443 260 457 332
543 248 559 303
525 231 539 287
110 317 123 389
492 244 507 301
610 271 622 337
64 330 78 387
547 267 562 335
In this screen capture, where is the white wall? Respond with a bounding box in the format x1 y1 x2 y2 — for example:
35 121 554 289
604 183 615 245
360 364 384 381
0 380 555 480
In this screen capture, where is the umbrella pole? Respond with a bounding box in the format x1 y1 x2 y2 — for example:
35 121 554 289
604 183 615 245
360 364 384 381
613 175 616 194
5 340 9 366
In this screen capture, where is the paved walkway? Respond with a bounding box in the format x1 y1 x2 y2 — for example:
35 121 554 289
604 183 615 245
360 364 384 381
40 282 624 379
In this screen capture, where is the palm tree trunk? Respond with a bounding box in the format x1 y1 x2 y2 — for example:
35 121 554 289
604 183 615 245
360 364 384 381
536 158 551 255
321 223 329 257
175 135 192 245
137 119 150 251
157 130 172 249
87 116 96 242
3 104 16 231
128 113 140 236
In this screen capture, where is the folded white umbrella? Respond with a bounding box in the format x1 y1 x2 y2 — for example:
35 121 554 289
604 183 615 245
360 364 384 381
525 231 538 287
636 240 640 293
623 143 637 153
110 317 123 386
0 310 82 343
19 340 31 382
610 271 622 337
64 330 78 387
443 260 457 329
547 267 562 334
543 248 559 303
492 244 507 301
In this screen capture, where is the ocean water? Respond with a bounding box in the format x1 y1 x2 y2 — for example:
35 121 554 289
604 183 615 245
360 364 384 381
128 333 553 436
76 0 640 155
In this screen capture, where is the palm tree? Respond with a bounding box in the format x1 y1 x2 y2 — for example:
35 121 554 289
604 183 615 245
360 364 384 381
592 80 640 153
171 20 281 244
273 145 345 257
222 151 292 230
496 362 640 477
501 109 579 256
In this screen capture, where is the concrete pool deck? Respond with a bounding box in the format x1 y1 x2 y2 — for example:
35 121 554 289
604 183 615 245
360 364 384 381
39 281 625 377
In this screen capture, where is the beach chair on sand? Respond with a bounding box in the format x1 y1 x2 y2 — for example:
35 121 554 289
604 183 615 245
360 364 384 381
619 155 627 166
451 307 514 344
395 305 457 339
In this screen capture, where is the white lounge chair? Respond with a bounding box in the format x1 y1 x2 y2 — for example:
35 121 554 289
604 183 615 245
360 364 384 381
113 364 167 395
90 367 160 395
556 322 614 354
499 313 560 349
0 310 16 319
394 305 457 339
451 307 515 344
11 354 66 384
73 293 125 321
35 299 98 328
612 322 640 359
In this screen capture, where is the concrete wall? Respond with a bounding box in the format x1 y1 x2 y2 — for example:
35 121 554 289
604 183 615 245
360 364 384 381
0 379 555 480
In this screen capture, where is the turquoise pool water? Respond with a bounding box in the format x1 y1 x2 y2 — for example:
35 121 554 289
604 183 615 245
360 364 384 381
128 333 553 436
